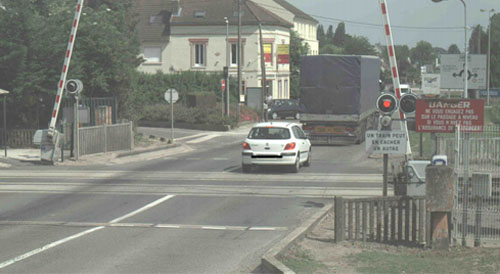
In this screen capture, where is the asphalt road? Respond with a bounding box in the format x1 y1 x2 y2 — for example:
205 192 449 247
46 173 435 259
0 123 389 273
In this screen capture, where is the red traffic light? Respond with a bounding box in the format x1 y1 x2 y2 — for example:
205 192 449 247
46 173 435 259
376 93 398 114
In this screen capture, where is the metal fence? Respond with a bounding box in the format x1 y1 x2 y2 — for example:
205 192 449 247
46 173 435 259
335 196 427 245
0 129 38 148
448 126 500 245
79 122 133 156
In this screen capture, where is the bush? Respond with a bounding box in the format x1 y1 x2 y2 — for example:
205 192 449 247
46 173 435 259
490 105 500 126
140 103 239 127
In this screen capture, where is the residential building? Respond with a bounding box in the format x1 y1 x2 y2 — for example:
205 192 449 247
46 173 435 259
253 0 319 55
135 0 315 100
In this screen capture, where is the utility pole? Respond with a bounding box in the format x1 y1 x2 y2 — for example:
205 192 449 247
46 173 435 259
225 17 230 116
237 0 242 121
245 2 267 122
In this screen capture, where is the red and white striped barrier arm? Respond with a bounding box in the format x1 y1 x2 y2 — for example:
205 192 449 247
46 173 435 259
48 0 85 137
379 0 412 155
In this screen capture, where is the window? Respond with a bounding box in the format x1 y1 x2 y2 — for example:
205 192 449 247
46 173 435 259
284 79 289 98
248 127 290 140
231 43 237 66
230 43 244 66
194 44 205 66
143 47 161 63
149 15 163 24
194 11 206 18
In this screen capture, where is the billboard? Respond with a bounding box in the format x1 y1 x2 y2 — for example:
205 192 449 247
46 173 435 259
277 44 289 64
415 99 484 133
440 54 487 89
421 73 440 95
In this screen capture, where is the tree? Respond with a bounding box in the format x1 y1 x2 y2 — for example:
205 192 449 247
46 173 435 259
317 24 326 48
325 25 334 45
333 22 346 47
410 41 435 67
289 30 309 99
447 44 461 54
343 35 376 55
469 24 488 54
0 0 141 128
490 13 500 88
319 44 344 55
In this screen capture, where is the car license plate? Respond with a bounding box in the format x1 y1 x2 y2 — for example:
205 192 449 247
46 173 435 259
314 126 345 134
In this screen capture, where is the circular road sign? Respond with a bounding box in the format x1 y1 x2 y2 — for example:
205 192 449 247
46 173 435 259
165 89 179 103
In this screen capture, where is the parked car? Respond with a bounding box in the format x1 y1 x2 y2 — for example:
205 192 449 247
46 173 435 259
267 99 302 120
241 122 312 173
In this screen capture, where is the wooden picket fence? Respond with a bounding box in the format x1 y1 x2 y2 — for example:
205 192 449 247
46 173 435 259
0 129 38 148
335 196 428 245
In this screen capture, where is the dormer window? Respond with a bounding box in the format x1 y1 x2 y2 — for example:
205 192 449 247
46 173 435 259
149 15 163 24
194 11 206 18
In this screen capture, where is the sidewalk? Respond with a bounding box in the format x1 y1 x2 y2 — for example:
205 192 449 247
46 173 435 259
0 123 254 168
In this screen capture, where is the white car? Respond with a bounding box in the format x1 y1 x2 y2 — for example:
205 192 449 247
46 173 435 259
241 122 312 173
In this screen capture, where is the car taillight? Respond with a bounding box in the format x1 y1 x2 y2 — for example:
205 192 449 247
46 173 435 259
242 142 251 150
284 142 296 150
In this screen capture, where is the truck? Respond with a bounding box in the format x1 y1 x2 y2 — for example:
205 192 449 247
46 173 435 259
299 55 381 144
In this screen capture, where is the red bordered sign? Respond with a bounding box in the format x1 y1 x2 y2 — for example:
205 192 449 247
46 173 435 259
415 99 484 133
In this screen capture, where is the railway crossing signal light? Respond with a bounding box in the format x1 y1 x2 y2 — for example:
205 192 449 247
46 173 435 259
399 93 417 114
376 93 398 114
65 79 83 96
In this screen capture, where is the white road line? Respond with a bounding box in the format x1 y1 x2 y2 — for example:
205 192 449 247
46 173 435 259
0 194 176 270
175 133 207 141
0 226 105 269
201 226 227 230
186 134 219 144
155 224 181 229
212 158 229 161
109 195 175 223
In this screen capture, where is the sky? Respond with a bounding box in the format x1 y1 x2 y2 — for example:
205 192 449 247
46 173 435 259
287 0 500 50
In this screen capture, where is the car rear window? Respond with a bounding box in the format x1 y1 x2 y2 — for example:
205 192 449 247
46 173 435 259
248 127 291 140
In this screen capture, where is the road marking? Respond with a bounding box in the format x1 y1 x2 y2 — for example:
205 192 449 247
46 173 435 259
201 226 227 230
0 226 105 269
175 133 207 141
0 221 287 232
186 134 219 144
0 195 175 270
0 183 390 198
109 195 175 223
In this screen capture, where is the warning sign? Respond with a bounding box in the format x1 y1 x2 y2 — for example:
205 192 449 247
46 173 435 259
365 130 407 154
415 99 484 133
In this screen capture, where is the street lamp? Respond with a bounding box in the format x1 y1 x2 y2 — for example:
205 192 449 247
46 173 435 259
481 8 495 105
432 0 468 98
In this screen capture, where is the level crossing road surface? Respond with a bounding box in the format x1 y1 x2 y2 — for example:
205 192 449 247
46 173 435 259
0 124 389 273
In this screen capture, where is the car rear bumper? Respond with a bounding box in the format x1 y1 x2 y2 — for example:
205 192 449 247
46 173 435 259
242 152 297 165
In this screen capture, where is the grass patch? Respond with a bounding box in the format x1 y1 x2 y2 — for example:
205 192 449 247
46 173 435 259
280 246 328 274
348 247 500 274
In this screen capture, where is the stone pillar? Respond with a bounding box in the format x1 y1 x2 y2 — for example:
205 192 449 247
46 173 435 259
425 165 454 249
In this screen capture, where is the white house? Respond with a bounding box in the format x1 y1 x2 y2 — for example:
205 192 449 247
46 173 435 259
135 0 315 100
253 0 319 55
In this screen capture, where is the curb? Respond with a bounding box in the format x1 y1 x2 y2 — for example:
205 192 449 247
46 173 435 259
115 143 181 158
260 203 334 274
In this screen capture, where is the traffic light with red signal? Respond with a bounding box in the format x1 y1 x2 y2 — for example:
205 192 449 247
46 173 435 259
376 93 398 114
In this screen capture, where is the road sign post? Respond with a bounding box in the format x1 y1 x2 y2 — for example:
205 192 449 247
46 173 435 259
165 89 179 142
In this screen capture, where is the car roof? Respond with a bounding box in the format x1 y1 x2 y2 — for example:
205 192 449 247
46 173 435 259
251 122 297 128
